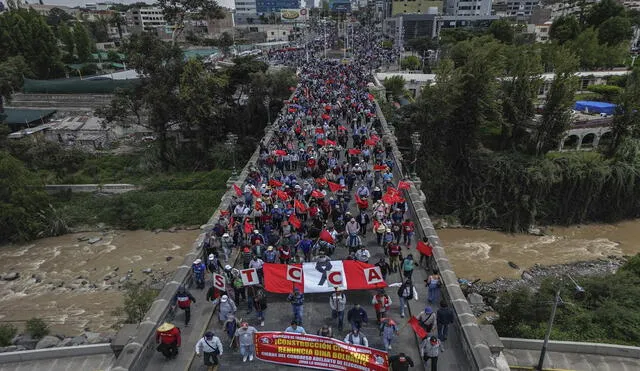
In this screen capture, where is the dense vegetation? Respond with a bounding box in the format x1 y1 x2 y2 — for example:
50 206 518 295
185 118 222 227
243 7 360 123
493 254 640 345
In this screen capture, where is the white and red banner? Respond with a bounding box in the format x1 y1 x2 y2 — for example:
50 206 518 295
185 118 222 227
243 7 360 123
263 261 387 293
255 332 389 371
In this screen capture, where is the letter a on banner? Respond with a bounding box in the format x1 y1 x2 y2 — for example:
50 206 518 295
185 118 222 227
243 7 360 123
327 270 345 289
213 273 226 291
241 268 259 286
364 267 384 285
286 265 303 283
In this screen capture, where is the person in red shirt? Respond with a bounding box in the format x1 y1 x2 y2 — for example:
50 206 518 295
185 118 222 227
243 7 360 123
156 322 181 359
402 218 415 247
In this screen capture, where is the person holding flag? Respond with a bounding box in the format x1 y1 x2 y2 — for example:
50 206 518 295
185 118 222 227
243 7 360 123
417 237 434 267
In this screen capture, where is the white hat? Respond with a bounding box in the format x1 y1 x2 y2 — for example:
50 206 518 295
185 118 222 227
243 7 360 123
208 254 215 260
224 265 232 270
222 233 230 237
274 205 279 208
221 295 228 302
253 229 259 234
194 259 202 264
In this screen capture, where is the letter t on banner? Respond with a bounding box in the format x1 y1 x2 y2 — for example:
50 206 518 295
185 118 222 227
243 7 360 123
213 273 226 291
240 268 259 286
364 267 385 285
327 270 345 289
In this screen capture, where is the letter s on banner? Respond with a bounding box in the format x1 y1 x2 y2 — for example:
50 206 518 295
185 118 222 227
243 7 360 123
364 267 384 285
286 265 303 283
213 273 226 291
241 268 259 286
327 270 344 288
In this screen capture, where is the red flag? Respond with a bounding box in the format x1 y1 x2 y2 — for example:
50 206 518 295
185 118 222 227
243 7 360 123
251 188 262 198
382 194 395 205
276 189 289 201
367 93 375 102
386 186 399 196
289 214 302 229
317 138 326 146
254 201 263 211
220 210 229 216
321 113 330 120
269 179 283 188
319 229 334 244
398 180 412 190
288 107 296 113
373 164 387 171
315 178 328 186
355 194 368 209
408 316 428 339
348 148 362 155
328 181 343 193
294 199 307 213
417 241 433 257
274 150 287 156
315 128 324 134
244 219 254 234
365 138 377 147
311 189 324 198
326 139 336 146
233 184 243 196
324 105 331 111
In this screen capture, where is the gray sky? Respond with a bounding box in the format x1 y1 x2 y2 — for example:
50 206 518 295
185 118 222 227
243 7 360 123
10 0 236 9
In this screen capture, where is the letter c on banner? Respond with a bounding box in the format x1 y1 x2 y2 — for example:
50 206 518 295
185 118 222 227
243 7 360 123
364 267 384 285
327 270 344 288
286 265 303 283
213 273 226 291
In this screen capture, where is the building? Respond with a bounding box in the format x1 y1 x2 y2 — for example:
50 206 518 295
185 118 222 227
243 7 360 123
237 23 294 41
44 115 112 150
391 0 442 15
255 0 301 14
503 0 541 18
547 0 597 20
2 108 57 133
384 14 438 48
126 7 167 33
437 14 499 33
376 72 435 98
527 21 552 42
207 11 235 35
235 0 258 23
20 4 77 16
444 0 491 16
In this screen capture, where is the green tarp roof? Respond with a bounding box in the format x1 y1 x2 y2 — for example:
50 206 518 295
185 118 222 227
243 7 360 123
2 108 57 125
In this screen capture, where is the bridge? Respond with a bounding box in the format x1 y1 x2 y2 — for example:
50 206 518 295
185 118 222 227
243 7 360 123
559 118 613 151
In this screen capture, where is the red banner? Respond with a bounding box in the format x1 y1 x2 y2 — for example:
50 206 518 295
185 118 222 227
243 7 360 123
254 332 389 371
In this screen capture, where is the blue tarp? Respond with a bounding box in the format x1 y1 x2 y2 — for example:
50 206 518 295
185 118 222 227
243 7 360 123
574 101 617 115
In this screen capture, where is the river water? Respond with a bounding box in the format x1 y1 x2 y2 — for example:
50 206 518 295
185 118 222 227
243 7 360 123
0 230 199 335
438 220 640 282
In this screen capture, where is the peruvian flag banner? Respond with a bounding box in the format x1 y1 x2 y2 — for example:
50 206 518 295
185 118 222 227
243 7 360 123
269 179 283 188
263 260 387 293
319 229 335 244
274 149 287 156
317 138 326 146
294 199 307 213
276 189 289 201
251 188 262 198
243 219 254 234
289 214 302 229
311 189 324 198
373 164 387 171
408 316 428 339
326 139 337 146
233 184 243 196
417 240 433 257
328 181 343 193
398 180 412 190
348 148 362 155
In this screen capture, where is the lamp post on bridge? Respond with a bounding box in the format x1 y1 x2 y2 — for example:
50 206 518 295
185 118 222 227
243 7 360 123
226 133 238 177
536 274 585 371
410 132 422 180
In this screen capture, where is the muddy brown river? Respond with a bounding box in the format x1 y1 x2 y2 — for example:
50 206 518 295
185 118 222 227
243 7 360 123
439 220 640 282
0 230 199 335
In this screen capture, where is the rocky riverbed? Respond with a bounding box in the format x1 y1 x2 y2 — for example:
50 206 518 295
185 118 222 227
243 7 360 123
0 331 113 353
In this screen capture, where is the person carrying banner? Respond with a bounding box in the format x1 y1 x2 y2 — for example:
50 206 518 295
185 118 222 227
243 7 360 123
317 324 333 338
372 289 392 324
344 328 368 347
287 287 305 325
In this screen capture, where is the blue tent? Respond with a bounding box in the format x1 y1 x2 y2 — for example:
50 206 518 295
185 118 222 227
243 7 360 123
574 101 617 115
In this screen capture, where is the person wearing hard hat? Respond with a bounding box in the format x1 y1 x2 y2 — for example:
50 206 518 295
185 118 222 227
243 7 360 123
156 322 181 359
195 330 223 371
192 259 207 289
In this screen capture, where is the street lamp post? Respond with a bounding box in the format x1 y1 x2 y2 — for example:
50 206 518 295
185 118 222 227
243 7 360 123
410 132 422 180
226 133 238 177
536 275 585 371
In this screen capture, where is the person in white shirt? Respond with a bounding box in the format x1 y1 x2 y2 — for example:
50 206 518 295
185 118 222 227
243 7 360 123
343 328 368 347
284 321 306 334
195 331 223 371
355 246 371 263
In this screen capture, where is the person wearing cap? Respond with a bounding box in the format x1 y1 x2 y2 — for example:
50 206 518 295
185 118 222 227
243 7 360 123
207 253 220 275
287 287 305 325
344 327 368 347
195 330 223 371
220 233 234 262
284 320 307 334
329 289 347 331
241 246 253 269
372 186 383 203
249 254 265 284
317 324 333 338
234 322 258 362
420 336 442 371
372 289 392 324
345 217 361 248
389 352 415 371
212 294 237 325
156 322 181 359
263 245 277 263
173 285 196 326
192 258 207 289
355 245 371 263
416 306 437 336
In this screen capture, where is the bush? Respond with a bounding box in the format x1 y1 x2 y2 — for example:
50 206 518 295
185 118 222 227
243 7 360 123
25 318 49 340
113 282 160 324
0 324 18 346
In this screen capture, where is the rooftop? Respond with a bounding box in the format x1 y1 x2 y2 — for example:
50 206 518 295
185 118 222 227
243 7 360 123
2 108 57 126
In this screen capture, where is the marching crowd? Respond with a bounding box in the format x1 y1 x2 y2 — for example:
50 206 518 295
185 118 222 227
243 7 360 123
155 24 451 371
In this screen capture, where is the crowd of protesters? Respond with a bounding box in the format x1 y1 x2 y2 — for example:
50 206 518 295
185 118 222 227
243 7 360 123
156 21 449 371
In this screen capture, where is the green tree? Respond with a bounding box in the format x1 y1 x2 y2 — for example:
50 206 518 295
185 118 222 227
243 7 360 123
113 282 159 324
157 0 224 43
109 12 126 40
400 55 420 70
45 7 73 30
73 22 93 62
597 16 632 46
549 15 581 45
585 0 625 28
88 16 110 43
488 19 515 44
405 37 437 53
57 22 75 58
0 324 17 347
609 69 640 154
217 31 234 56
532 47 579 156
0 56 29 114
566 28 602 69
383 75 406 100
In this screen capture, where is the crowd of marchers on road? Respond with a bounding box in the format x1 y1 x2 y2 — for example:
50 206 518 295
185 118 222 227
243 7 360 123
155 24 451 371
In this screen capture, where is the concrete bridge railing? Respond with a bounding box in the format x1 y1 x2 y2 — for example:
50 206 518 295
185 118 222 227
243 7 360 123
374 101 500 371
501 338 640 359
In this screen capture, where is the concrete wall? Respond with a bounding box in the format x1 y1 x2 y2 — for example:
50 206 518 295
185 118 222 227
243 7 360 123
0 344 112 364
374 101 499 371
501 338 640 359
45 184 139 194
6 93 113 111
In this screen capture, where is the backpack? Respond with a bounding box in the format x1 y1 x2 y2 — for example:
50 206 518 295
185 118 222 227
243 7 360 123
403 258 414 272
348 333 364 345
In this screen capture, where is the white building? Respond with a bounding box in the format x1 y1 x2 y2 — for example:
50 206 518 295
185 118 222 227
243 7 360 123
444 0 491 16
527 21 552 43
235 0 257 23
126 7 167 33
503 0 541 18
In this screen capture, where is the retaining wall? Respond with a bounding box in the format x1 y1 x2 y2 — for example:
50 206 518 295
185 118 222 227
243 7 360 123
0 344 112 364
374 101 500 371
501 338 640 359
45 184 139 194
